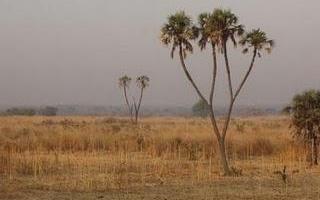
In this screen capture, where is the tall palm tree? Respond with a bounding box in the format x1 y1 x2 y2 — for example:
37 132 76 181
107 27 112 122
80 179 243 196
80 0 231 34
196 9 245 174
209 10 246 174
133 75 150 123
197 11 231 173
119 75 133 120
160 10 274 175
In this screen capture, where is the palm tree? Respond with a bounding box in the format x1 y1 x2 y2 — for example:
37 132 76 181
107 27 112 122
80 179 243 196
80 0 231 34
197 11 231 173
197 10 248 174
133 75 150 123
119 75 133 121
160 10 274 175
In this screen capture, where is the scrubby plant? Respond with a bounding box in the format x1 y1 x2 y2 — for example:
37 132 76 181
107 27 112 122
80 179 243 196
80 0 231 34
286 90 320 165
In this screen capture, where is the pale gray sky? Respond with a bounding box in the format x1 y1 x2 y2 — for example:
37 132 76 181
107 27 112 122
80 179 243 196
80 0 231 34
0 0 319 107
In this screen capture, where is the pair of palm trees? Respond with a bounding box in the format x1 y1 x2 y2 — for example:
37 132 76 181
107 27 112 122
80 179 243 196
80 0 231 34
160 9 274 175
119 75 150 124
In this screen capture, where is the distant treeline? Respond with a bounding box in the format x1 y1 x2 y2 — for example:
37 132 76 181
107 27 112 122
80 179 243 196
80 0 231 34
0 104 281 117
1 106 58 116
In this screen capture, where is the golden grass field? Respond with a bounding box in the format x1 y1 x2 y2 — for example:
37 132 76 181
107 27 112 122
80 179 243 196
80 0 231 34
0 116 319 200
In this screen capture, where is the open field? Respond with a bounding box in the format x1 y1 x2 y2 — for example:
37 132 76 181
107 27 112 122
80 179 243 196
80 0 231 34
0 116 319 199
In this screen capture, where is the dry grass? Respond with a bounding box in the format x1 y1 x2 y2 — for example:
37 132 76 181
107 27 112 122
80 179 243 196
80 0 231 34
0 116 319 199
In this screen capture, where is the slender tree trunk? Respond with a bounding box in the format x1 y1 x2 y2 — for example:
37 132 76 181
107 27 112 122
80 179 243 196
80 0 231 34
178 43 232 175
209 42 218 104
123 87 133 122
223 42 234 98
134 88 144 124
134 109 138 124
177 43 258 176
178 45 208 103
209 43 231 174
221 42 234 141
221 49 257 139
313 136 318 165
218 138 231 175
219 48 257 174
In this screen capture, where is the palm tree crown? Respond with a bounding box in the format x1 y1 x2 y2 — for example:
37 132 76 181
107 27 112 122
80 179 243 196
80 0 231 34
197 9 244 51
160 11 198 58
211 9 244 49
136 75 150 89
240 29 274 56
119 75 131 88
198 12 213 50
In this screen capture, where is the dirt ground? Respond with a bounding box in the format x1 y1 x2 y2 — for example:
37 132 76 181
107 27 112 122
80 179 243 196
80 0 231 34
1 173 320 200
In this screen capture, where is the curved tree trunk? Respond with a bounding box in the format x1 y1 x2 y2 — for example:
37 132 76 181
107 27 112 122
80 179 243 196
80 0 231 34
221 49 257 139
209 43 231 175
178 45 208 103
134 88 144 124
123 87 133 122
177 42 258 175
219 48 258 174
178 44 231 175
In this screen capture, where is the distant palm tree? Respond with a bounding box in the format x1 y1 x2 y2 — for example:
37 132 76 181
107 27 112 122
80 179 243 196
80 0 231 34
133 75 150 123
119 75 133 121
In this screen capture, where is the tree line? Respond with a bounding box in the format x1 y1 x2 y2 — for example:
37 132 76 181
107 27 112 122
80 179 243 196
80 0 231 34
1 106 58 116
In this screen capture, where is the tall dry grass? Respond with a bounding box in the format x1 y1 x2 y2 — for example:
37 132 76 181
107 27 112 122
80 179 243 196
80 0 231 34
0 116 309 191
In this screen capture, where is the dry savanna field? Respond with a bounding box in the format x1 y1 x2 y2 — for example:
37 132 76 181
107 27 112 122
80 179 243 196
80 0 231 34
0 116 320 200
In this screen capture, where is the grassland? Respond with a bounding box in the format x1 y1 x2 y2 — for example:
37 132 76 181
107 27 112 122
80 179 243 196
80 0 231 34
0 116 319 199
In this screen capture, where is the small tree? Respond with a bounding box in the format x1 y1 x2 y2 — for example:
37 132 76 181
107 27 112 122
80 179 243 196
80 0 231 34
118 75 150 124
287 90 320 165
192 99 209 118
119 75 134 121
160 9 274 175
5 107 36 116
133 75 150 123
39 106 58 116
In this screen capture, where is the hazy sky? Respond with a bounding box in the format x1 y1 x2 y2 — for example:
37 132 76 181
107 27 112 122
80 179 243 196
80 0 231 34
0 0 319 107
